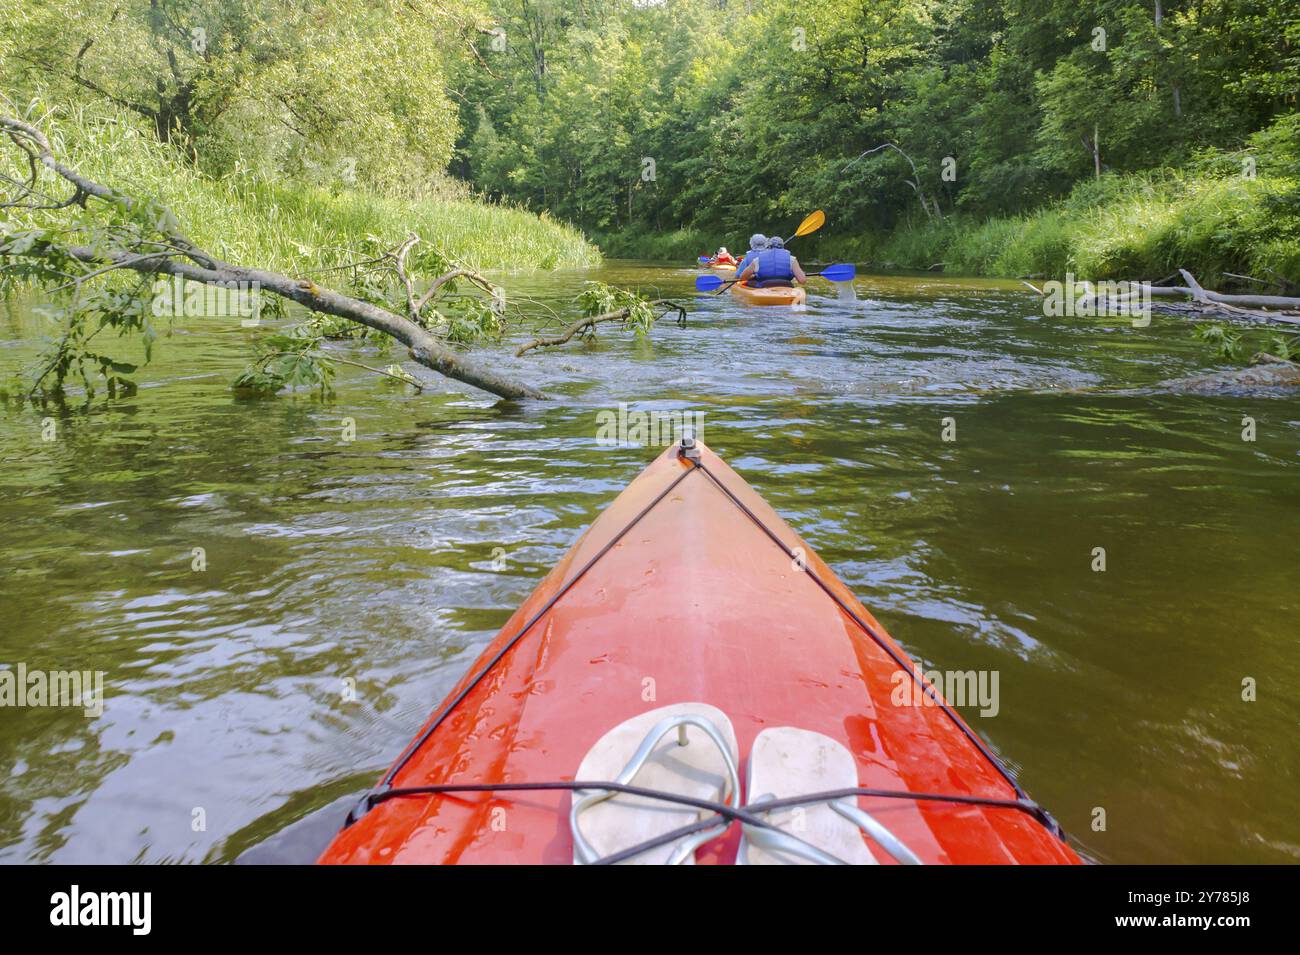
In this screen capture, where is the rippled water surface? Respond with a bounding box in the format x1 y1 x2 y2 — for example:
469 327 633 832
1 263 1297 864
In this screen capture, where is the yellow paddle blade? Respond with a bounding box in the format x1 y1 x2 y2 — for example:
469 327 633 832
794 210 826 237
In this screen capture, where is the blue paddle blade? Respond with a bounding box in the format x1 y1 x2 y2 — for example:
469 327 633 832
697 255 711 264
695 274 724 292
819 263 857 282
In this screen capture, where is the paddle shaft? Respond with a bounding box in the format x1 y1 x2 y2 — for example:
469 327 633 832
707 265 849 294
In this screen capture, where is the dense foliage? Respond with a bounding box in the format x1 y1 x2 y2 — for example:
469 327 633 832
0 0 603 405
454 0 1299 264
1 2 599 272
3 0 1297 298
0 0 482 197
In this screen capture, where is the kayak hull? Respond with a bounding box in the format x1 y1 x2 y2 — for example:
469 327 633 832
320 441 1080 865
730 281 806 306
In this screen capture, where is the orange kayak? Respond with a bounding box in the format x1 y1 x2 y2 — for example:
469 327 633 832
320 440 1080 865
730 280 807 306
711 263 737 273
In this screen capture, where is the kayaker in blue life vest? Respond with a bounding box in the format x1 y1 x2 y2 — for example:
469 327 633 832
730 234 767 286
736 235 808 288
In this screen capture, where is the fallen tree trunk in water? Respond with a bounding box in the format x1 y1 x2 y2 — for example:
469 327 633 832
53 241 548 399
0 114 547 401
1023 269 1300 327
1149 270 1300 310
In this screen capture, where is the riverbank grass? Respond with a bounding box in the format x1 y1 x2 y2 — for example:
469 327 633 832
12 102 599 275
866 171 1299 283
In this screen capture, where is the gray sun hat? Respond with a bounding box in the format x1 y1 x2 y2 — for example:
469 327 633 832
749 233 767 250
766 236 785 249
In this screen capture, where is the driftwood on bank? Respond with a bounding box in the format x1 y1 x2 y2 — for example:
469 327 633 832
0 115 546 400
1022 269 1300 327
1148 270 1300 313
515 300 686 356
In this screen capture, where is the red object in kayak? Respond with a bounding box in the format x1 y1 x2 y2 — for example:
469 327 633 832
320 440 1081 864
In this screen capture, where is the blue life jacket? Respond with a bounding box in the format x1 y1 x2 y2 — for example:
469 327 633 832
733 251 759 279
755 248 793 281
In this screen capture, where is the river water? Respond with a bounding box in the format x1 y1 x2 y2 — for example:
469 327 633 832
1 262 1297 864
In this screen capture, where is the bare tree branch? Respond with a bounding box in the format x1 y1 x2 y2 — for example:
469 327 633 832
843 142 936 222
414 266 497 315
515 300 685 356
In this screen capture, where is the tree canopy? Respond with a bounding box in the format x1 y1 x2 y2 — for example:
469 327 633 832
452 0 1299 235
2 0 480 196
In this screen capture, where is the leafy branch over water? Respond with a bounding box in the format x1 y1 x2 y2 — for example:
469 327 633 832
228 233 509 397
0 109 668 405
515 283 686 357
1194 323 1300 364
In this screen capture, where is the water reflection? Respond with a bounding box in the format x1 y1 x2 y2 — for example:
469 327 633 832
1 264 1297 864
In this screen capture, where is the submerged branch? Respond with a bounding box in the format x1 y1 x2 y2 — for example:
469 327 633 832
515 300 685 356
